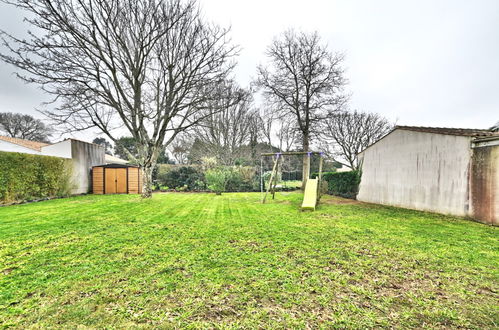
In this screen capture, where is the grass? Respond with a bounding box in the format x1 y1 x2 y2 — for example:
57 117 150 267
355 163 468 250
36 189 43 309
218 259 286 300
0 192 497 328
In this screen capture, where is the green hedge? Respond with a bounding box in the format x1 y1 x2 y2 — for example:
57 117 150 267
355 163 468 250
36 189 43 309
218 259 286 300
320 171 360 199
0 151 73 203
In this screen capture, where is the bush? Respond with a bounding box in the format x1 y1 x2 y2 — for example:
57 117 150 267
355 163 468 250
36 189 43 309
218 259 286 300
0 151 73 203
205 168 232 195
157 165 205 191
154 164 256 192
226 166 256 192
321 171 361 199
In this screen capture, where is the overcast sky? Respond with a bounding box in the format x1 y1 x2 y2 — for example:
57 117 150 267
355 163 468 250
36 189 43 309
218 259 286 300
0 0 498 141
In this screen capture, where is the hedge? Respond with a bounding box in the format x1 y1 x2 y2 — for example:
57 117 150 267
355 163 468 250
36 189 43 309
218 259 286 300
319 171 361 199
0 151 73 203
156 165 205 191
155 164 258 192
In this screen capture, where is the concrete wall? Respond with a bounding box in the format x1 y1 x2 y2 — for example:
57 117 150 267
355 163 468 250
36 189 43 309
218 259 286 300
70 140 105 194
0 140 41 155
357 130 473 216
470 144 498 225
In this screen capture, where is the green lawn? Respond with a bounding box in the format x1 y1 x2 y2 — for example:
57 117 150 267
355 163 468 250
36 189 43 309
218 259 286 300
0 192 497 328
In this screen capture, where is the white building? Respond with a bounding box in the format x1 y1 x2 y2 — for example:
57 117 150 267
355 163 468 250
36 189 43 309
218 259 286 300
0 136 107 194
357 126 499 225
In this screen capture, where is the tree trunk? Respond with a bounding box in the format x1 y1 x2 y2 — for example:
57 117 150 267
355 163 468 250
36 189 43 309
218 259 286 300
141 164 154 198
301 133 310 190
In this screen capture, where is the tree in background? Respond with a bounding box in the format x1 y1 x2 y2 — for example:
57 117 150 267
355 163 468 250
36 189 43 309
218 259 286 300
321 110 393 170
275 119 300 152
114 137 139 161
92 137 113 155
115 136 171 164
168 134 193 165
0 0 237 197
0 112 51 143
256 30 347 187
192 80 257 165
156 149 173 164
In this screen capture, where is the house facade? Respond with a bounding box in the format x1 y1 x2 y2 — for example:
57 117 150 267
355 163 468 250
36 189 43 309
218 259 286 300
357 126 498 225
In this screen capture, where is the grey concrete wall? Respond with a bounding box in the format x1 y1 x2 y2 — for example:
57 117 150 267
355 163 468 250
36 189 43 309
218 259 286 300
70 140 105 194
357 130 473 216
470 144 498 225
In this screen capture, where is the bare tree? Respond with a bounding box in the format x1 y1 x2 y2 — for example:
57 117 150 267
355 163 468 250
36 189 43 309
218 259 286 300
193 80 257 165
256 30 347 187
0 112 51 143
275 119 300 152
322 110 393 170
0 0 237 197
259 105 278 148
168 133 192 165
246 108 263 164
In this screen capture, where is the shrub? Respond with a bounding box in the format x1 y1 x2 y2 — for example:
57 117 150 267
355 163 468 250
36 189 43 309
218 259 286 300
154 164 170 188
226 166 256 192
321 171 361 199
205 168 231 195
0 151 73 203
158 166 205 191
262 170 281 184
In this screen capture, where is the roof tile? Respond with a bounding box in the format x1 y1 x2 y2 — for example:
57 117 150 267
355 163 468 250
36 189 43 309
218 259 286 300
0 136 49 151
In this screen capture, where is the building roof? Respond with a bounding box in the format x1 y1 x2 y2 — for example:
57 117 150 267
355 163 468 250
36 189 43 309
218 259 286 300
105 154 129 165
358 125 499 155
0 135 49 151
396 126 499 137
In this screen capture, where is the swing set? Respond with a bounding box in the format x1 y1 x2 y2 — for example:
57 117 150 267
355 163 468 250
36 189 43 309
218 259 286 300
260 151 324 211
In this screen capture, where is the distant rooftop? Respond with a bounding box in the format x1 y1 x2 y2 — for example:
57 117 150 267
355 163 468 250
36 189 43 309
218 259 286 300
0 135 49 151
396 126 499 137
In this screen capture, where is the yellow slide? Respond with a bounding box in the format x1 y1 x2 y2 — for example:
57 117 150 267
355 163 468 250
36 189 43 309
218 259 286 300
301 178 318 211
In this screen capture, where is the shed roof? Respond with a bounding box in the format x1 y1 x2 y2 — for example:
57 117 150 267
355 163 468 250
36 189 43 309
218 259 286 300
93 163 138 168
0 135 49 151
396 126 499 137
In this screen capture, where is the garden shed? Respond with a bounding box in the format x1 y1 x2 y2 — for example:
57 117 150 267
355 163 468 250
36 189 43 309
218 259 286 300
92 164 142 194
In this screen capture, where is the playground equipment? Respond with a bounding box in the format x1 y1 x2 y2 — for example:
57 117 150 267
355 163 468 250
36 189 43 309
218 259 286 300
260 151 324 211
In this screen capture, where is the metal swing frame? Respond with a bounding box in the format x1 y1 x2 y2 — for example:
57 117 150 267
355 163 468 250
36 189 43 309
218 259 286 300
260 151 324 203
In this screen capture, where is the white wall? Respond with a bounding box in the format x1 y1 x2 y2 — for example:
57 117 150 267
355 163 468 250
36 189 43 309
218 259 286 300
41 140 72 159
0 140 41 155
70 140 105 194
357 130 472 216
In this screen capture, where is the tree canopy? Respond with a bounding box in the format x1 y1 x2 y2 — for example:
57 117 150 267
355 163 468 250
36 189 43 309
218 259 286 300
0 112 52 143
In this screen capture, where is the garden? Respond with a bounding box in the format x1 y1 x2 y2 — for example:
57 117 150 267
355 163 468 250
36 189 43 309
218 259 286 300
1 191 497 328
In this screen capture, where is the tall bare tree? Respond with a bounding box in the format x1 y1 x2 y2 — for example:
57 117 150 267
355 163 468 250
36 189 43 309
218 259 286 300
322 110 393 170
256 30 346 187
258 105 278 148
0 112 52 143
168 133 192 165
0 0 237 197
193 80 257 165
275 119 300 152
